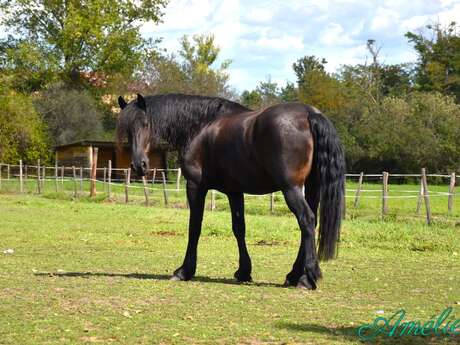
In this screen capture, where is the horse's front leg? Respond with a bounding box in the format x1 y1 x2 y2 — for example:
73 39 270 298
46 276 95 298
171 182 207 281
227 192 252 282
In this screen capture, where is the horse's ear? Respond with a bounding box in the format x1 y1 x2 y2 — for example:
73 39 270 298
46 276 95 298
137 93 146 111
118 96 127 110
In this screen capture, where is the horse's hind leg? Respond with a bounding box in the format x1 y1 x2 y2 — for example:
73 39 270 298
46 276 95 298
227 192 252 282
283 186 321 289
171 181 206 281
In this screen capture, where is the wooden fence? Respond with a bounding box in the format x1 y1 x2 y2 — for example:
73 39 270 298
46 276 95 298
0 161 458 224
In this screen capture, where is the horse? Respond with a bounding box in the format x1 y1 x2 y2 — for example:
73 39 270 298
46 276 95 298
116 93 345 289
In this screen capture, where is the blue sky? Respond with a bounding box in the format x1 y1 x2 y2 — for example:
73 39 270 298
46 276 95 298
141 0 460 91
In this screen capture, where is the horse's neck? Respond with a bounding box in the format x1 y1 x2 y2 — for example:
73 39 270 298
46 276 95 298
151 96 248 151
153 107 214 151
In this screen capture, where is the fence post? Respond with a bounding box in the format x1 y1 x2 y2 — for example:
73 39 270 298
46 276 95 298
72 166 77 197
25 165 28 180
124 168 130 203
151 168 157 194
161 170 168 206
79 167 83 193
7 164 10 180
0 164 2 191
448 172 456 215
61 166 64 186
381 172 388 219
152 168 157 184
211 190 216 211
354 172 364 208
176 168 181 191
19 160 23 193
416 178 423 214
90 147 98 197
103 167 107 192
270 193 275 213
421 168 432 225
42 166 46 191
142 176 149 206
108 160 112 199
36 160 42 194
54 163 58 193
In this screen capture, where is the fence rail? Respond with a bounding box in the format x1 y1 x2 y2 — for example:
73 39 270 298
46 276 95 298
0 161 458 223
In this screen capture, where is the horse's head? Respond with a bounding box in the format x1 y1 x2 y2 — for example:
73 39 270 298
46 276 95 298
116 93 152 177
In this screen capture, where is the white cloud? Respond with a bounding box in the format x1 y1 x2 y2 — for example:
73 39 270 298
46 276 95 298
438 3 460 23
255 34 304 51
320 23 355 46
370 7 400 33
244 7 275 23
324 44 369 72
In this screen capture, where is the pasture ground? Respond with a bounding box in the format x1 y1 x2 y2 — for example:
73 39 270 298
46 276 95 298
0 188 459 344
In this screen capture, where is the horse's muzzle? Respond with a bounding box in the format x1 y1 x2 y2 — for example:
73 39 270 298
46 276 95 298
131 160 148 177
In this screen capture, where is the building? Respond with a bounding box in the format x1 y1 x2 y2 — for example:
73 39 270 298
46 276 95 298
54 140 168 177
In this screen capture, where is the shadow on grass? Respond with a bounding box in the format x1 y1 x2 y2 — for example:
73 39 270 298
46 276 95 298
276 322 459 344
33 271 284 288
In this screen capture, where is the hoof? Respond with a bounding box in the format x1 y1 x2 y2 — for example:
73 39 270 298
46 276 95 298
172 267 194 281
234 270 252 283
170 275 182 281
296 273 317 290
283 278 296 287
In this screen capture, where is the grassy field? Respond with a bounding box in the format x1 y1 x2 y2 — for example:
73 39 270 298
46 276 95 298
0 185 459 344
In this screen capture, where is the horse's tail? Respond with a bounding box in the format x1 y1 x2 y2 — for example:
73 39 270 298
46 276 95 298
307 107 346 261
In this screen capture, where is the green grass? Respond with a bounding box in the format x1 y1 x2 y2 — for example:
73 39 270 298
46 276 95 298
0 188 459 344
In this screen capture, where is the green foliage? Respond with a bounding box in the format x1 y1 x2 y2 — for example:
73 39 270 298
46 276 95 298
294 56 348 114
293 55 327 82
33 84 104 146
0 0 167 90
406 22 460 101
0 37 59 92
240 90 262 109
255 77 280 107
279 82 298 102
0 84 50 164
240 80 297 109
141 34 233 98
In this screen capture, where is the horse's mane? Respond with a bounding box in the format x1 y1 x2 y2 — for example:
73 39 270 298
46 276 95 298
117 93 250 150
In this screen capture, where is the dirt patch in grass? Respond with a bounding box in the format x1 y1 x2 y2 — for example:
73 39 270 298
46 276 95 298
251 239 289 246
150 230 179 237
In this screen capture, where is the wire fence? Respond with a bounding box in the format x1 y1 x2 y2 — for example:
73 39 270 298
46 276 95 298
0 161 458 223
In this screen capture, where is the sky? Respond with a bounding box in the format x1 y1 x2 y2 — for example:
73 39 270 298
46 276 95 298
141 0 460 91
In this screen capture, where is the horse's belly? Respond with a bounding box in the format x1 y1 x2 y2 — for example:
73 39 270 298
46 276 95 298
211 157 278 194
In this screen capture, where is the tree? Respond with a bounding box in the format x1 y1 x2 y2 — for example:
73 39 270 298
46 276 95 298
356 92 460 172
293 56 327 83
294 55 347 114
142 34 233 98
0 82 50 163
406 22 460 100
0 36 59 92
0 0 167 89
279 82 298 102
240 90 262 109
255 77 280 107
33 84 104 146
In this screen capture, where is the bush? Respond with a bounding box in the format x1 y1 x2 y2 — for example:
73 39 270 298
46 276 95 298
0 84 50 164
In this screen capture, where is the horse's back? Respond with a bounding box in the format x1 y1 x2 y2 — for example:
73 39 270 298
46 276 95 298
185 102 315 193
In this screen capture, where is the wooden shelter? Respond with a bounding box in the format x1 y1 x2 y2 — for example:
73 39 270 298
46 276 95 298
54 140 168 173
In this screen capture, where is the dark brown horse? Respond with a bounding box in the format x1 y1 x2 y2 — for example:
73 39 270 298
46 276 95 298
116 93 345 289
